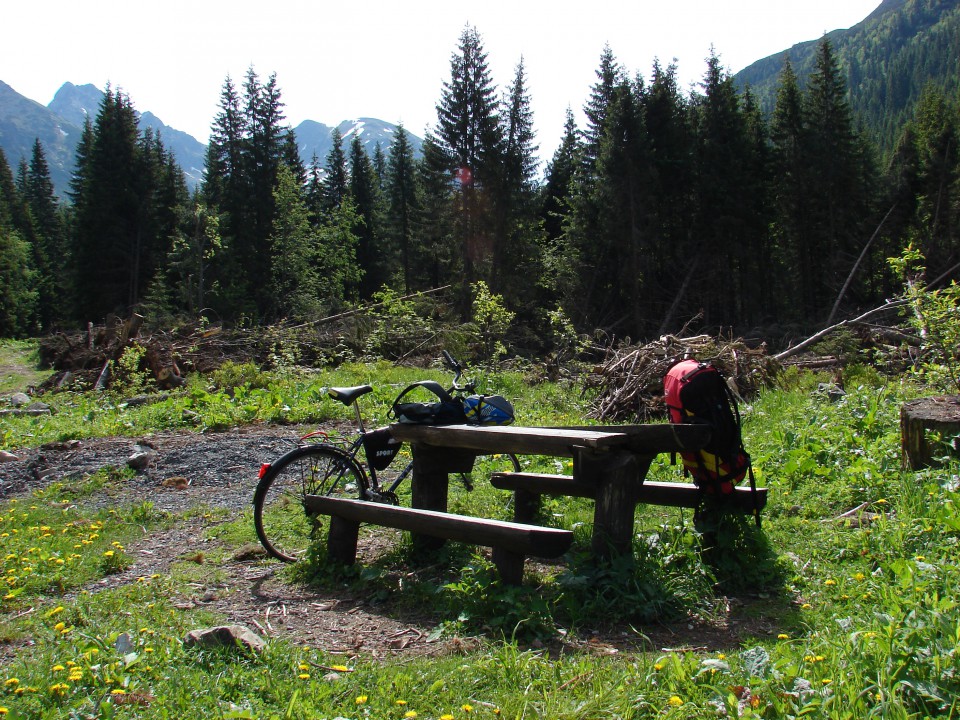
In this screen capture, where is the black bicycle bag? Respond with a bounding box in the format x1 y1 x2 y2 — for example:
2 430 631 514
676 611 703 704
389 380 467 425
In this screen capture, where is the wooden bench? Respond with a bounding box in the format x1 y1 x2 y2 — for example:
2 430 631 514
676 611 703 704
302 494 574 585
491 471 767 524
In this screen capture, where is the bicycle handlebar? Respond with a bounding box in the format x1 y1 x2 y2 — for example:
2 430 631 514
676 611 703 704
441 351 475 394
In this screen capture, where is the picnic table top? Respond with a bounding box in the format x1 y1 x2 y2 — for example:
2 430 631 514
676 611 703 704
388 422 710 457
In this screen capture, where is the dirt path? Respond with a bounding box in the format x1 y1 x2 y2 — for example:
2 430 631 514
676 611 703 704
0 424 768 658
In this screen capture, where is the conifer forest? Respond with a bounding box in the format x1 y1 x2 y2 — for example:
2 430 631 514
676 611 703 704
1 26 959 352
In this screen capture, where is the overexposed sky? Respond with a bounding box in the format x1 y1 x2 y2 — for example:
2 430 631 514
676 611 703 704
3 1 880 156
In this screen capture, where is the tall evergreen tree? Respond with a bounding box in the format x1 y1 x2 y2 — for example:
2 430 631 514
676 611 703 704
497 57 542 306
803 37 876 319
349 134 388 297
541 107 580 245
70 88 170 321
436 25 504 296
385 124 421 293
322 128 348 212
0 148 37 335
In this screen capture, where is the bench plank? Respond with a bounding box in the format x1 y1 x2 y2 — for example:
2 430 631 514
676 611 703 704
491 472 767 512
303 495 573 584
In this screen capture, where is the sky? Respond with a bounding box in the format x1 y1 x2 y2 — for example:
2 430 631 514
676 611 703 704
4 0 882 158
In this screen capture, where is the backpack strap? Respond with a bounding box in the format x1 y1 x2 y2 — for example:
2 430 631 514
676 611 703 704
391 380 454 405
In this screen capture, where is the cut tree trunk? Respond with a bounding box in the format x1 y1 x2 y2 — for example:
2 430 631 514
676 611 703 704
900 395 960 470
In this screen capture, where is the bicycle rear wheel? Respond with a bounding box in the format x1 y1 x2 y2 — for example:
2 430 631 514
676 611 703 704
456 452 521 491
253 445 367 562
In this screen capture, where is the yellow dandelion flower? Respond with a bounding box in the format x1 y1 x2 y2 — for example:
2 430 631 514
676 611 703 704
824 579 837 586
331 664 349 672
0 706 7 714
654 663 664 670
3 679 19 687
876 498 887 504
915 555 925 562
51 665 65 672
822 679 832 685
298 673 310 680
111 688 126 695
777 633 790 640
298 663 309 671
54 622 65 631
356 695 368 705
801 603 812 609
440 715 454 720
668 696 683 707
717 653 726 660
47 606 64 617
144 647 153 653
103 550 114 558
404 712 417 718
396 700 408 706
853 572 866 582
462 704 473 712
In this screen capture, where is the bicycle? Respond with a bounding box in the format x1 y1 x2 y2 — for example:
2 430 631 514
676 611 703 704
253 352 521 562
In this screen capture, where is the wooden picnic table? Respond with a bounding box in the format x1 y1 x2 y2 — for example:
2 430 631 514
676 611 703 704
387 422 718 560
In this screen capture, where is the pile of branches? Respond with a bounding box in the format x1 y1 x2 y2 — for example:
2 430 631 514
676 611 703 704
36 315 355 392
585 334 781 422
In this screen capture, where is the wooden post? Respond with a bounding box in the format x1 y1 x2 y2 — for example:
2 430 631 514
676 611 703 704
579 450 650 560
326 515 360 565
901 395 960 469
409 445 474 553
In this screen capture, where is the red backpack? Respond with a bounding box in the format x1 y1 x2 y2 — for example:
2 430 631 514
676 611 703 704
664 359 760 525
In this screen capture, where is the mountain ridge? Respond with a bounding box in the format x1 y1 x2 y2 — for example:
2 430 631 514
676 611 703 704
0 81 422 197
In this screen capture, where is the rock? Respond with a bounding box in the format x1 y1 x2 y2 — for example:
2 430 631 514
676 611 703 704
9 392 30 407
127 445 158 471
183 625 266 653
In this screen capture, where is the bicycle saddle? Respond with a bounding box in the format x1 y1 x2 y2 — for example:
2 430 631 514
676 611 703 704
327 385 373 405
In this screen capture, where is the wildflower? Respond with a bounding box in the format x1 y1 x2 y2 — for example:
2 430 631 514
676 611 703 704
0 707 7 714
54 622 65 631
801 603 812 609
824 579 837 586
915 555 925 562
49 682 68 696
47 606 64 617
462 704 473 712
4 679 19 688
822 679 832 685
654 663 664 670
51 665 65 672
853 572 866 582
330 664 349 672
396 700 408 706
111 689 126 695
356 695 368 705
777 634 790 640
876 498 887 504
103 551 114 558
404 712 417 718
668 696 683 707
298 673 310 680
440 715 454 720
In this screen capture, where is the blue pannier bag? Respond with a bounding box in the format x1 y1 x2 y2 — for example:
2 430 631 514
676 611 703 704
463 394 515 426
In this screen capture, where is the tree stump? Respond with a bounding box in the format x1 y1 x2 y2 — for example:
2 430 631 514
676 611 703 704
900 395 960 470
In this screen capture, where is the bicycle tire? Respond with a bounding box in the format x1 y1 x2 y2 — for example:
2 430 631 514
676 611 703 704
253 444 368 562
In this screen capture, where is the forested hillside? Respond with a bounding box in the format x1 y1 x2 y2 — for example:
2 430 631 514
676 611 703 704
1 14 958 352
735 0 960 156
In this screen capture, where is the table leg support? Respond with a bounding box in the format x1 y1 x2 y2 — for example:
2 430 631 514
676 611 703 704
581 451 650 560
327 516 360 565
491 547 525 585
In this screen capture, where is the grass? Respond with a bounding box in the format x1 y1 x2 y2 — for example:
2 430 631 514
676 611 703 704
2 360 960 717
0 341 52 397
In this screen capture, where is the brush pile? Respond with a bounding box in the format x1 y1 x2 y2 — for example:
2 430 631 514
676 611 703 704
585 334 780 422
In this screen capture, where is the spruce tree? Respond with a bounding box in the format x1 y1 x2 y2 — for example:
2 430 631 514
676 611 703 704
436 25 504 295
348 133 389 297
322 128 348 212
0 148 38 335
385 124 421 293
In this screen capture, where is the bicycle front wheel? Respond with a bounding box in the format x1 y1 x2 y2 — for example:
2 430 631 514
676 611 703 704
253 445 368 562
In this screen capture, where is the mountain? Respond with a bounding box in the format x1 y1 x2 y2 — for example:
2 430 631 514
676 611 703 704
0 82 423 197
733 0 960 154
0 80 82 195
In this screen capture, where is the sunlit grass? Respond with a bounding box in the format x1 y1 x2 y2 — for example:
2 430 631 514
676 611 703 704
3 363 960 717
